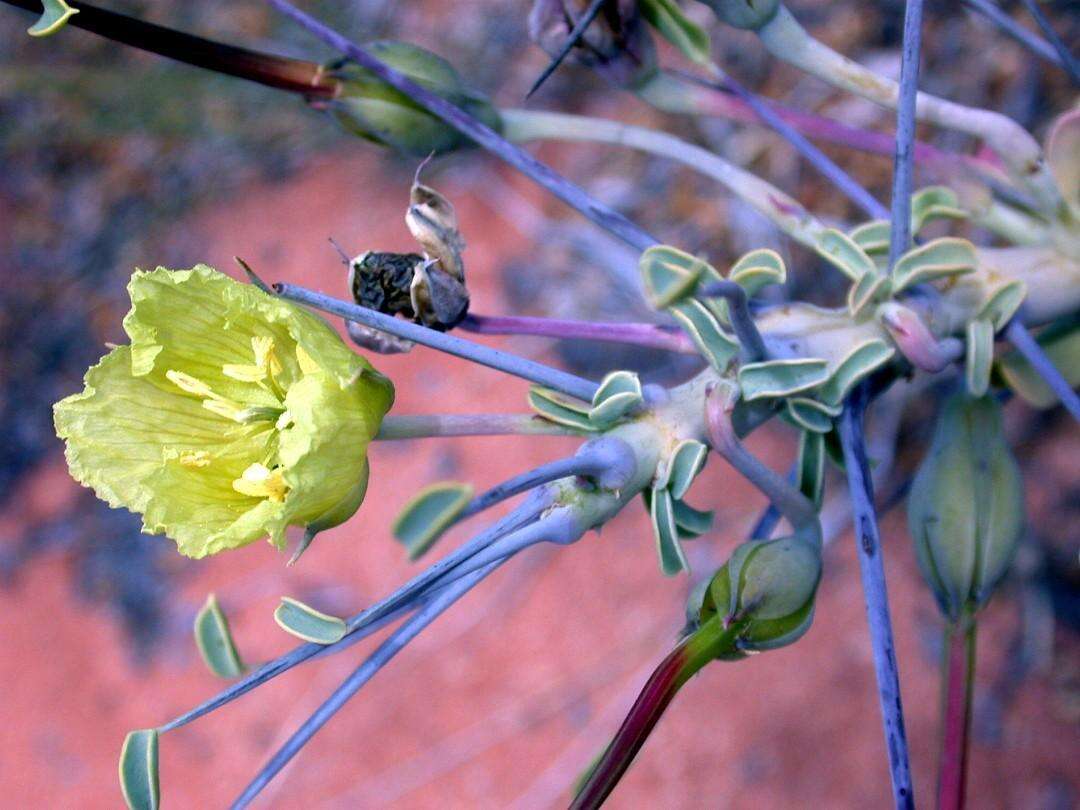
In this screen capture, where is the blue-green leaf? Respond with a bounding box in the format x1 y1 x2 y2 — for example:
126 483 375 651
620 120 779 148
728 248 787 297
672 497 714 537
816 339 896 406
976 280 1026 332
911 186 968 234
784 398 835 433
965 318 994 397
392 481 474 560
27 0 78 37
589 370 643 427
815 228 876 281
797 430 826 508
193 594 245 679
667 439 709 500
650 487 689 576
738 358 830 401
274 596 348 644
528 386 597 431
668 299 740 371
846 271 892 319
640 245 710 308
119 729 159 810
848 220 891 255
891 237 977 293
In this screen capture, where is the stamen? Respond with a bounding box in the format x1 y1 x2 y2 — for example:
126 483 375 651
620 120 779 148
166 370 215 398
236 406 287 424
177 450 211 468
232 462 288 503
222 363 268 383
203 399 247 422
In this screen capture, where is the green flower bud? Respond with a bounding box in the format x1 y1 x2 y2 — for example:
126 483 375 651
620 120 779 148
528 0 659 88
54 266 394 558
697 0 780 31
697 536 821 657
907 393 1024 620
325 41 501 156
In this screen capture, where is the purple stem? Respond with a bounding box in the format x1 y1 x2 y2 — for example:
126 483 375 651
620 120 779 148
460 313 696 354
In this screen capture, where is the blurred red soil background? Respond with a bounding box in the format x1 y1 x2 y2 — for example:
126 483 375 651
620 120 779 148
1 2 1078 808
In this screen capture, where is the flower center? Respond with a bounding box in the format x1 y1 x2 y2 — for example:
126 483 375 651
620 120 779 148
165 337 323 505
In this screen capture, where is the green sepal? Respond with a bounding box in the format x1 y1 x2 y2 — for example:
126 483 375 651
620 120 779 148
847 272 892 320
891 237 977 293
976 280 1027 332
797 430 826 508
193 594 245 679
666 439 709 500
391 481 474 560
815 228 876 281
273 596 347 644
848 220 891 255
816 339 896 406
668 299 740 371
640 245 710 308
728 248 787 297
527 386 597 431
119 729 159 810
27 0 77 37
784 398 835 434
965 319 995 397
650 487 690 576
994 317 1080 408
589 370 644 427
639 0 714 67
738 358 830 401
911 186 968 234
738 597 815 652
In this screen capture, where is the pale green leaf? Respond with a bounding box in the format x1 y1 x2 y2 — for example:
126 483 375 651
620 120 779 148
816 339 896 406
27 0 78 37
738 358 830 401
797 430 826 508
965 318 995 397
892 237 977 293
193 594 245 679
274 596 347 644
392 481 474 560
815 228 876 281
667 439 709 500
650 487 689 576
640 245 710 308
119 729 159 810
911 186 968 234
668 299 740 371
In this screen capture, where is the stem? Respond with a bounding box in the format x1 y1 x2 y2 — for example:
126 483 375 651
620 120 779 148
1016 0 1080 85
888 0 925 270
525 0 607 99
274 282 599 402
501 108 828 249
460 313 696 354
376 413 582 440
1 0 337 98
837 384 915 810
938 619 976 810
1004 319 1080 423
231 561 501 809
265 0 659 253
690 70 888 220
570 617 738 810
756 4 1064 214
961 0 1064 71
698 280 769 362
639 71 961 169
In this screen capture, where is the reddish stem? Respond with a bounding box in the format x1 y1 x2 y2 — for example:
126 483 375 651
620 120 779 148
3 0 338 98
460 313 697 354
938 621 976 810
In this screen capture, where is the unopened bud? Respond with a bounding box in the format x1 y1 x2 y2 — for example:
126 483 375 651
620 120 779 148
698 0 780 31
528 0 658 88
907 393 1024 621
696 536 821 656
325 41 501 155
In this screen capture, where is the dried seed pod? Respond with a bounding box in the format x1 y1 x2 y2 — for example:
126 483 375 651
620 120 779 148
907 393 1025 620
528 0 658 88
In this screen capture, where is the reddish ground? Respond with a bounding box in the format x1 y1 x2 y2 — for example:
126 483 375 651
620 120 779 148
2 149 1077 809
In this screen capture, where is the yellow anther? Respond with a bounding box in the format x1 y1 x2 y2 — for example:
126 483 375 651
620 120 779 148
296 344 321 375
167 370 214 398
202 399 247 422
177 450 211 468
232 462 288 503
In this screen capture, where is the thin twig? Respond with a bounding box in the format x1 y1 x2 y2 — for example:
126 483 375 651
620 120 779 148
679 70 888 220
888 0 925 270
1004 319 1080 423
461 313 697 354
960 0 1064 70
698 280 769 362
837 385 914 810
231 561 503 809
275 282 599 402
525 0 607 99
938 620 976 810
1016 0 1080 85
265 0 659 253
376 413 583 440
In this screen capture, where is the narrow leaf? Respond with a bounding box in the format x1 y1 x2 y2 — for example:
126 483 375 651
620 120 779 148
392 481 474 559
797 430 826 508
976 280 1027 332
816 339 896 406
193 594 245 679
815 228 877 281
27 0 78 37
910 186 967 234
849 220 891 255
640 245 709 308
668 299 740 371
784 398 835 433
728 248 787 297
667 439 709 500
528 386 597 431
738 358 830 401
892 237 977 293
650 487 689 576
119 729 159 810
672 498 714 537
589 370 643 427
965 319 995 397
846 272 892 319
273 597 348 644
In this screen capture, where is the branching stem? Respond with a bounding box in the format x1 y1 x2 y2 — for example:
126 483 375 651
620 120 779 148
376 413 582 440
460 313 696 354
938 619 976 810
